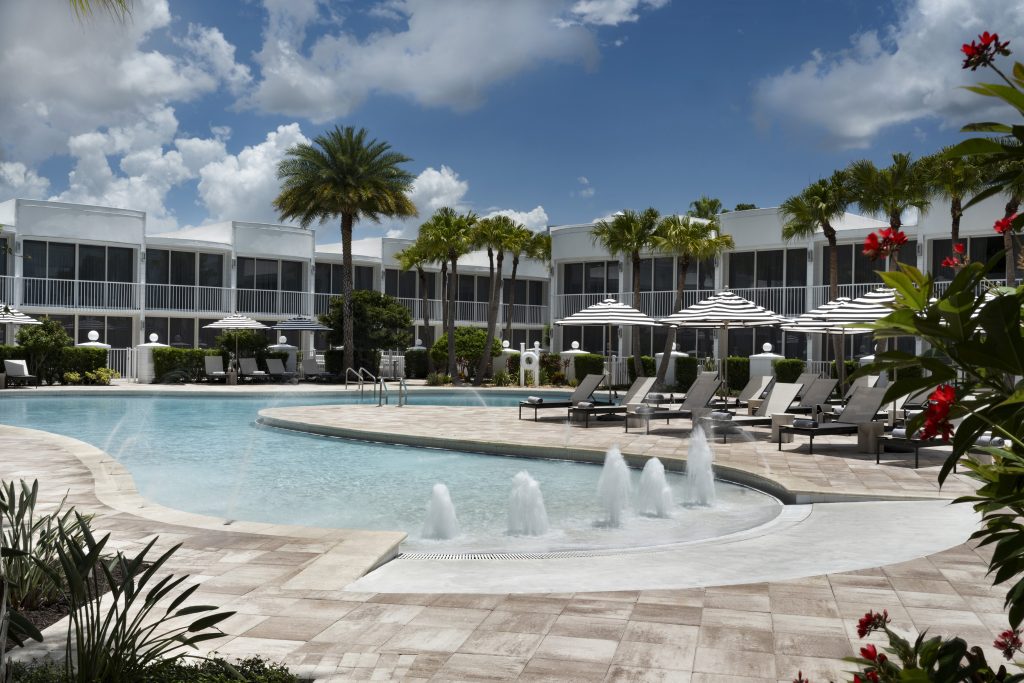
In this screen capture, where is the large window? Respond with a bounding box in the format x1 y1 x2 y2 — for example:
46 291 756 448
561 261 618 295
729 249 806 289
384 269 417 298
637 257 673 292
822 242 917 285
315 263 376 293
147 250 223 310
23 241 136 307
683 258 716 291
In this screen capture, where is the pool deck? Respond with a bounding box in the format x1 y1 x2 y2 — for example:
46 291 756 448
1 393 1017 682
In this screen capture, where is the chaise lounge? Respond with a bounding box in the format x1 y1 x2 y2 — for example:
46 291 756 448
238 357 271 383
569 376 659 427
624 373 722 434
265 358 296 382
204 355 229 382
705 382 804 441
4 359 37 387
778 386 888 454
518 373 608 421
301 357 332 382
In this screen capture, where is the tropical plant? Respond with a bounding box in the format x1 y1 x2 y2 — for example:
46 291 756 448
780 172 851 387
687 195 723 220
418 208 477 381
275 126 416 371
215 329 269 364
501 227 549 347
471 215 519 383
923 147 986 247
592 208 661 377
68 0 132 20
15 319 72 385
651 214 734 384
429 328 501 380
320 289 412 371
732 203 758 211
395 241 435 374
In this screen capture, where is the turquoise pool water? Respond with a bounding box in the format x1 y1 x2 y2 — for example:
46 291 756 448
0 392 781 552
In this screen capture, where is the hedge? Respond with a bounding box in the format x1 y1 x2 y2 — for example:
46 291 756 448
627 355 657 384
724 356 750 393
831 359 859 380
325 349 344 376
675 356 698 391
405 348 429 379
0 345 106 385
773 358 806 383
574 353 604 379
505 352 520 375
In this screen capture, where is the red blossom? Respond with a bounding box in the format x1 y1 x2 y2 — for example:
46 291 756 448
920 384 955 442
863 228 908 262
860 644 878 661
866 672 880 683
980 31 998 46
856 610 891 638
995 214 1019 235
853 676 862 683
941 256 960 269
863 232 880 259
995 628 1023 660
954 242 966 254
962 31 1012 70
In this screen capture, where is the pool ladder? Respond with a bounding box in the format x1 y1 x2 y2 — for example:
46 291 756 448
375 376 410 407
345 367 377 399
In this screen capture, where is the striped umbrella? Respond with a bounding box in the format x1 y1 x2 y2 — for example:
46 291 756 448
555 299 661 380
815 287 895 329
0 304 41 326
272 316 331 331
781 298 868 335
203 314 269 368
661 290 786 391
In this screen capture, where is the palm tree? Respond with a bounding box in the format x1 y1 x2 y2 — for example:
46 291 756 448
847 153 931 270
592 208 661 377
69 0 131 19
396 241 435 373
275 126 416 371
688 196 723 220
651 215 734 384
501 225 535 345
992 154 1024 283
781 172 851 386
924 148 985 246
419 207 476 381
471 215 521 383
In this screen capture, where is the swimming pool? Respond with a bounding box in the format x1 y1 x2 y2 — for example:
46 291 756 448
0 392 782 552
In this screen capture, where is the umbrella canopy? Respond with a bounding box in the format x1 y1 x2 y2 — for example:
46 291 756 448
272 316 331 331
0 304 41 326
816 287 895 327
781 297 869 335
203 313 269 330
555 298 662 328
660 290 786 328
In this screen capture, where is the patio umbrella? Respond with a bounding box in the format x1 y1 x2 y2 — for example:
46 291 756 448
781 298 868 335
660 290 786 393
271 316 331 332
203 314 269 369
0 304 42 326
554 298 662 384
815 287 896 328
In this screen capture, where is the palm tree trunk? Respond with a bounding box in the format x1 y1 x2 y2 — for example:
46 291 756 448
418 267 433 374
631 252 643 378
503 255 520 344
341 213 355 371
475 248 501 385
950 197 962 245
448 256 459 383
440 262 449 334
1004 198 1020 284
826 228 846 391
655 256 689 385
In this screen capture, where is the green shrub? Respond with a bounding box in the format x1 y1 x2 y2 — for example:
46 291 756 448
14 319 72 385
324 349 344 376
0 342 109 385
405 348 429 379
492 370 513 387
675 356 698 391
539 353 563 378
9 656 302 683
724 356 750 393
58 347 108 379
831 359 858 380
85 367 119 385
152 348 214 383
549 371 567 386
773 358 806 383
426 371 450 386
62 371 82 385
627 355 657 383
893 364 922 381
430 328 501 379
574 353 605 380
505 352 520 375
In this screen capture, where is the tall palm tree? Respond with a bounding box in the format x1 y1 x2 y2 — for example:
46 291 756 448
993 154 1024 283
69 0 131 19
847 153 931 270
651 215 734 384
471 215 521 383
687 196 723 220
592 208 661 377
781 172 851 386
275 127 416 370
924 148 985 246
501 225 535 344
396 241 435 373
419 207 476 381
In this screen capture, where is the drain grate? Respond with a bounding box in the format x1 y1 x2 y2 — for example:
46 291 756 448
398 550 605 560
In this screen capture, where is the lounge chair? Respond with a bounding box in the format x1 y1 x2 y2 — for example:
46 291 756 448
3 359 37 387
793 372 821 399
265 358 296 382
788 378 839 415
238 357 270 383
570 376 658 427
301 357 331 382
518 373 608 421
779 386 888 454
705 382 804 440
876 426 1001 470
716 374 773 409
842 374 879 402
204 355 228 382
625 374 722 434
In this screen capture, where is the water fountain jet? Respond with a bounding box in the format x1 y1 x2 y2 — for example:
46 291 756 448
597 446 631 527
637 457 673 517
684 425 716 506
422 483 460 539
508 471 549 536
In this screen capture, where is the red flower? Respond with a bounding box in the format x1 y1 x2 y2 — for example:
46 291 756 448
860 644 878 661
942 255 962 269
866 672 880 683
962 42 978 57
854 676 862 683
995 628 1022 660
863 232 880 259
995 214 1019 235
863 228 909 261
856 610 891 638
920 384 955 442
963 32 1012 70
954 242 966 254
980 31 998 46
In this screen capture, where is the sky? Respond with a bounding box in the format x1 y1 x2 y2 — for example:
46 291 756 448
0 0 1020 242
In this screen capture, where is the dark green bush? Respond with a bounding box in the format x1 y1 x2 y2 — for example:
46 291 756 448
773 358 806 383
627 355 657 383
539 353 563 378
724 356 750 393
831 359 858 380
0 343 108 385
13 319 72 385
324 349 344 375
430 328 501 379
892 364 922 381
57 347 107 379
405 348 429 379
675 356 698 391
505 352 520 375
7 653 302 682
152 348 214 383
574 353 605 379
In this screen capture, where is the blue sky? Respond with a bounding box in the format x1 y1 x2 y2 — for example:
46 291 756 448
0 0 1017 240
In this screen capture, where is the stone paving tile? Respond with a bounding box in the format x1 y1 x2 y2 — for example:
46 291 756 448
550 614 630 641
535 634 621 664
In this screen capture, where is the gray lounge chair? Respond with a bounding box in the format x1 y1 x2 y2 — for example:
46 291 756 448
204 355 228 382
265 358 296 382
570 376 658 427
843 374 879 401
625 374 722 434
301 357 331 382
706 382 804 440
519 373 608 421
793 372 821 399
238 357 270 383
4 359 37 387
715 374 773 409
789 378 839 414
779 386 888 454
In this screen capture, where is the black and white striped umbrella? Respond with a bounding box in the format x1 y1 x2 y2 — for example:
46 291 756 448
555 298 662 327
660 290 786 327
202 314 269 330
272 316 331 331
815 287 895 329
781 297 869 335
0 304 41 326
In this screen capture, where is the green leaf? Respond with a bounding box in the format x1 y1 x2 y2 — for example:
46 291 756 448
961 122 1014 133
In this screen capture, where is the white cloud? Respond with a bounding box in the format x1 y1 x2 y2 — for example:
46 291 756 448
245 0 600 121
196 123 309 225
409 165 470 214
0 161 50 200
484 206 549 231
574 176 595 198
0 0 250 162
753 0 1024 148
569 0 669 26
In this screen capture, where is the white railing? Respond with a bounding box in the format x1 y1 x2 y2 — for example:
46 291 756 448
108 347 136 380
314 292 336 316
235 288 310 316
145 283 231 312
396 297 444 322
379 350 406 379
20 277 141 310
807 360 833 377
501 303 549 326
730 286 807 317
0 275 13 305
555 292 618 318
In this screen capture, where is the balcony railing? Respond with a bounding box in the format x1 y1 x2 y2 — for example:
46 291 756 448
0 275 13 305
235 288 310 317
145 283 232 313
20 277 141 310
502 303 549 326
554 290 718 320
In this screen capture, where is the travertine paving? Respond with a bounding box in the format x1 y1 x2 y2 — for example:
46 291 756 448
0 405 1011 682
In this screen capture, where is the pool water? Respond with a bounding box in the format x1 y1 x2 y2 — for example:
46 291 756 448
0 392 782 552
